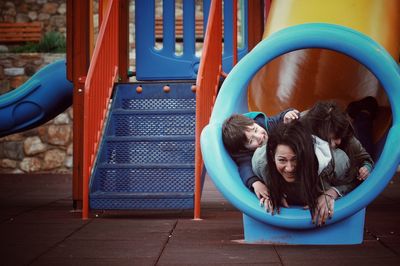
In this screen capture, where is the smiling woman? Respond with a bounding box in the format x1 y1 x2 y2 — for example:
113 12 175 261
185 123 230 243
261 120 348 226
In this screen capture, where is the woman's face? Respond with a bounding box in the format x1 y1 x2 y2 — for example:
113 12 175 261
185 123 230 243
274 144 297 183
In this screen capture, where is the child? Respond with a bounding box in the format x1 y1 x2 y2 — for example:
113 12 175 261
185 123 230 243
302 100 374 190
222 109 299 200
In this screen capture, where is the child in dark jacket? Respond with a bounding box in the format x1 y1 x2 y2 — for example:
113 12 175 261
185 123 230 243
222 109 299 200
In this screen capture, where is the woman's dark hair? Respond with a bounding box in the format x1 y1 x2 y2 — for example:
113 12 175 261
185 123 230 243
265 120 321 215
302 101 355 147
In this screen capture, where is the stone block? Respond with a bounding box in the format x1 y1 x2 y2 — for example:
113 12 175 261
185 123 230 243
0 158 18 168
4 68 25 76
0 80 11 95
24 136 47 155
67 143 73 155
10 76 28 89
28 11 38 20
38 13 50 21
2 133 25 142
64 156 73 168
0 45 8 53
57 3 66 14
20 157 42 172
47 125 71 145
50 15 65 28
16 13 29 23
42 3 58 14
3 141 24 160
54 113 70 125
68 107 73 119
43 149 66 170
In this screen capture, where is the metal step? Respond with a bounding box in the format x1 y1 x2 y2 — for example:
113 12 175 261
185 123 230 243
89 82 197 210
107 111 195 137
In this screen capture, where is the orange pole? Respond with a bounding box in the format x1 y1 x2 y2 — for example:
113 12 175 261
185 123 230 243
67 0 93 211
194 0 223 220
247 0 264 51
82 0 119 220
233 0 238 65
118 0 129 82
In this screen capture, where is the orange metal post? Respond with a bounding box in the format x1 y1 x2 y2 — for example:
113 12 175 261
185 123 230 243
99 0 110 26
194 0 223 219
247 0 264 51
67 0 93 210
118 0 129 82
233 0 237 65
82 0 119 219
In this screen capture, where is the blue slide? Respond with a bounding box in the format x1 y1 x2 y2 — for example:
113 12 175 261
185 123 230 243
0 59 73 138
201 24 400 244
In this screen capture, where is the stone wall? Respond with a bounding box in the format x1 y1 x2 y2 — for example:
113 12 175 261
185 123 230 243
0 53 72 174
0 1 73 174
0 0 67 34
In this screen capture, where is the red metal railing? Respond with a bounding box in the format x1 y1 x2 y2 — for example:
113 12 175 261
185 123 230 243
82 0 119 219
194 0 225 219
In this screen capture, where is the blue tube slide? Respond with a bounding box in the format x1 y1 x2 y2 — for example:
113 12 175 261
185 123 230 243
200 23 400 244
0 59 73 138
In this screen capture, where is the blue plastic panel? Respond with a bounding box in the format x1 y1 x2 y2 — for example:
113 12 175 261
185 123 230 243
135 0 248 80
0 60 72 137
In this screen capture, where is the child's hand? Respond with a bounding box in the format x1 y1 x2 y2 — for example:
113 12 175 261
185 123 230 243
283 110 300 124
357 166 370 181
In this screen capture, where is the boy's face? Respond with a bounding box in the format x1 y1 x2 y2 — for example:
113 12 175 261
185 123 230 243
244 123 268 150
328 133 342 149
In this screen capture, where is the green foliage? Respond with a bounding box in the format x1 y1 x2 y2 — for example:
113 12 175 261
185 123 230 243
37 32 66 53
9 32 66 53
9 42 39 53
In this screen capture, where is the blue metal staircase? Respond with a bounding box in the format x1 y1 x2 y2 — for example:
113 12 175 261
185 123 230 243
89 82 197 210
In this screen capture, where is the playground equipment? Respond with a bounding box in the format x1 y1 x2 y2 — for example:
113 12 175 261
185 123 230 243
65 0 252 218
3 0 399 246
0 60 72 138
201 0 400 244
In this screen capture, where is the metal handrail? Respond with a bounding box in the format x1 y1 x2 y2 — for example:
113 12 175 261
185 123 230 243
194 0 238 219
82 0 119 219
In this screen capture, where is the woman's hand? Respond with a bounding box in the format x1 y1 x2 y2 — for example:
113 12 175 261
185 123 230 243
252 181 274 213
260 194 289 215
252 181 269 200
283 110 300 124
260 195 274 214
313 189 338 226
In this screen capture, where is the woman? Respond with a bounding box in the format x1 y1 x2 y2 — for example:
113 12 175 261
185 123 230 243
255 120 347 226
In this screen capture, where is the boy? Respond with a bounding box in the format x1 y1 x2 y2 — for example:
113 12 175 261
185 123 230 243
222 109 299 200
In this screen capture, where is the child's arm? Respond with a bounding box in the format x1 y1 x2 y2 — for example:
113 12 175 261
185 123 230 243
267 108 299 129
347 137 374 180
232 151 265 191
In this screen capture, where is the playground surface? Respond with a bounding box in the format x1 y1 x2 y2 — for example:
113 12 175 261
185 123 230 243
0 172 399 265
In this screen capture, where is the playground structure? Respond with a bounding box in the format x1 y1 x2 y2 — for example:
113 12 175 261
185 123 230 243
66 0 252 219
0 0 399 244
201 0 400 244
